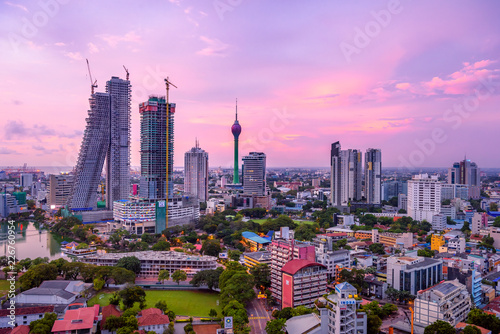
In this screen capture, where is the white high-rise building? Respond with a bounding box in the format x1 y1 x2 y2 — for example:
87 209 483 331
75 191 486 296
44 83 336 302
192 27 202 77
20 173 33 189
365 148 381 205
407 174 441 222
184 141 209 202
242 152 266 196
49 174 75 208
326 282 367 334
330 142 363 206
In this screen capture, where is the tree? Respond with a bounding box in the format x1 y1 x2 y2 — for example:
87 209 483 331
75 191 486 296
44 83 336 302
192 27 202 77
424 320 456 334
491 203 499 211
111 267 136 285
158 269 170 283
20 263 58 291
30 312 57 334
152 240 171 251
93 277 105 291
164 322 175 334
172 269 187 285
366 314 382 334
209 309 218 318
116 256 141 274
294 224 317 241
103 315 123 332
467 309 500 334
201 239 222 257
493 217 500 228
360 214 377 226
222 300 249 333
76 242 89 249
483 235 495 246
141 232 154 244
109 292 121 305
463 325 482 334
167 310 176 322
219 270 255 306
155 300 168 313
369 243 385 255
249 263 271 289
228 249 242 261
119 285 146 309
417 248 435 258
265 318 286 334
190 268 223 290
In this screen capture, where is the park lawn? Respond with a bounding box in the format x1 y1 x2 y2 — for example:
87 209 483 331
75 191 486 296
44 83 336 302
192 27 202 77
88 290 222 317
251 218 314 225
0 279 19 297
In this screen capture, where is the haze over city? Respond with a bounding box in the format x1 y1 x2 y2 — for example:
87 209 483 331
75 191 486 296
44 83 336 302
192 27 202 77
1 1 500 168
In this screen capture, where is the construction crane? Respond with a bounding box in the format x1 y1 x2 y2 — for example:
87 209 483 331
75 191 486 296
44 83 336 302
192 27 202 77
164 77 177 228
123 65 129 81
86 59 97 94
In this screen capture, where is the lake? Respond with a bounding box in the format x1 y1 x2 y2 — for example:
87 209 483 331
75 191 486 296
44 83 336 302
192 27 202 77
0 221 70 261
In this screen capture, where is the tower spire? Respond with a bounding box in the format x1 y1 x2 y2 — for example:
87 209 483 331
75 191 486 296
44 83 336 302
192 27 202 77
235 98 238 121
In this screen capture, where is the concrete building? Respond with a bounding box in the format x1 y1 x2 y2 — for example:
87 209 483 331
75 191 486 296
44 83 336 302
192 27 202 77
281 259 327 308
447 238 466 254
472 212 488 235
387 256 443 295
490 227 500 249
372 230 413 248
269 239 315 303
413 279 471 327
312 234 350 279
340 149 362 204
447 267 482 308
80 251 217 277
0 193 19 217
432 214 447 231
0 306 54 328
382 180 406 201
330 141 342 207
241 231 271 252
364 149 381 205
448 158 481 199
285 313 323 334
137 308 170 334
242 152 266 196
243 251 271 269
441 184 469 201
407 174 441 222
113 199 156 235
20 173 33 189
398 193 407 212
138 96 174 200
431 235 445 251
52 306 99 334
440 205 457 220
48 174 74 208
184 141 209 202
14 281 88 306
326 282 367 334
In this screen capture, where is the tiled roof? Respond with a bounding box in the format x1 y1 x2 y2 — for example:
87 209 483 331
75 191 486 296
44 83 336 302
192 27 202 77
51 307 98 332
11 326 29 334
101 305 121 329
0 305 54 317
138 308 170 327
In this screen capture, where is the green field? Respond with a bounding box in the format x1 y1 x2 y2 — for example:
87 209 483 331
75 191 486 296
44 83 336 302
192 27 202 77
0 279 18 297
251 218 315 225
88 290 222 317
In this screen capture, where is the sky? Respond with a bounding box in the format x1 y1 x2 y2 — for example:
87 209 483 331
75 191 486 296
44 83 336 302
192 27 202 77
1 0 500 169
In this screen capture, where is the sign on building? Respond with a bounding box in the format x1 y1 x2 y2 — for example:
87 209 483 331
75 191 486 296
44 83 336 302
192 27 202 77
224 317 233 329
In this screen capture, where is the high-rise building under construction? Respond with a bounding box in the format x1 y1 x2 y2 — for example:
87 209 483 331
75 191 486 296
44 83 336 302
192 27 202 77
138 96 175 200
69 76 131 210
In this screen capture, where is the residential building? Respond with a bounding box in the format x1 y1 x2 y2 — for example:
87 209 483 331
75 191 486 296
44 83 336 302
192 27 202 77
448 158 481 199
448 238 466 254
101 305 121 334
137 308 170 334
340 149 362 204
387 256 443 295
365 149 382 205
281 259 327 308
20 173 33 189
407 174 441 222
80 251 217 277
242 152 266 196
312 234 350 279
269 239 315 303
398 193 407 212
330 141 342 207
490 227 500 249
14 281 89 307
0 306 54 328
447 267 482 308
431 235 445 251
440 205 457 220
326 282 367 334
285 313 323 334
372 230 413 248
49 174 74 208
413 279 471 327
184 141 209 202
51 305 99 334
0 193 19 217
243 251 271 269
472 212 488 235
432 214 447 231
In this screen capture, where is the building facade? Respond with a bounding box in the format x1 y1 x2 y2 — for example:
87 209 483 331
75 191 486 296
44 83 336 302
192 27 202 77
407 174 441 222
184 142 209 202
49 174 74 207
365 149 381 205
326 282 367 334
432 214 447 231
0 193 19 217
242 152 266 196
281 259 327 309
312 234 351 279
330 141 342 207
387 256 443 295
113 199 156 235
448 159 481 199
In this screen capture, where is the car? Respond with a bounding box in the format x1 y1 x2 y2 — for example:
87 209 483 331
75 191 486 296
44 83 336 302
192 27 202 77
156 282 162 285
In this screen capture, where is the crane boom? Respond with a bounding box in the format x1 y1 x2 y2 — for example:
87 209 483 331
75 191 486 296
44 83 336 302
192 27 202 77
86 59 97 94
123 65 129 81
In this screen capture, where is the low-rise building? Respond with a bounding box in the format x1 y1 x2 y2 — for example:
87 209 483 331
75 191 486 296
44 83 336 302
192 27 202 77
431 235 445 251
243 251 271 269
51 305 99 334
285 313 323 334
372 230 413 248
448 238 466 254
432 214 447 231
137 308 170 334
413 279 471 327
241 231 271 252
326 282 367 334
80 251 217 277
0 306 54 328
387 256 443 295
281 259 327 309
312 234 350 279
14 281 89 307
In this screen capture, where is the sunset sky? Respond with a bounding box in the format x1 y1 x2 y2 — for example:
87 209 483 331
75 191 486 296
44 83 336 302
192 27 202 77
1 0 500 169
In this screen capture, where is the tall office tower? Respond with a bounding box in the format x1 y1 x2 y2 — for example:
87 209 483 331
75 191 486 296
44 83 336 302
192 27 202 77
231 101 241 184
407 174 442 222
138 96 175 200
69 76 130 210
49 174 74 207
184 140 209 202
106 77 131 207
242 152 266 195
20 173 33 189
365 148 382 204
69 93 111 209
448 158 481 199
330 141 342 206
340 149 362 204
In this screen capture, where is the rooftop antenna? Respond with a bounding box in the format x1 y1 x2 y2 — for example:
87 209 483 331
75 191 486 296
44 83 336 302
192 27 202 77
86 59 97 94
123 65 129 81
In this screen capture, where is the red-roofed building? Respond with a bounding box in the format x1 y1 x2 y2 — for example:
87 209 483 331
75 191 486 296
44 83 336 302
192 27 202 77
51 306 99 334
10 326 29 334
456 323 491 334
0 306 54 328
137 308 170 334
281 259 327 309
101 305 121 333
484 295 500 315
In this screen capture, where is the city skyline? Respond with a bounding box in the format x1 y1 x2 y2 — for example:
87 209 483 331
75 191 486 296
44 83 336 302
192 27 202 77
2 1 500 168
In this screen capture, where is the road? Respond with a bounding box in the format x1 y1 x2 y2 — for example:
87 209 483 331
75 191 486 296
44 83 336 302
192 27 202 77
247 298 271 334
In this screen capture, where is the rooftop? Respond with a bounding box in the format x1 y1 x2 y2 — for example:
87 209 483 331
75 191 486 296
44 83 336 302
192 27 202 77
82 250 217 262
285 313 321 334
0 306 54 317
281 259 325 275
138 308 170 327
51 306 98 332
241 231 272 245
244 251 271 261
406 257 441 270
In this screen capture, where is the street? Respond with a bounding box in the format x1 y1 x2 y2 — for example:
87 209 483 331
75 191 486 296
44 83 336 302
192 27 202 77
247 298 271 334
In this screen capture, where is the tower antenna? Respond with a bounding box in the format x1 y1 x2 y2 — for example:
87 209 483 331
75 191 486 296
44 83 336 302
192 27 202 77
164 77 177 229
